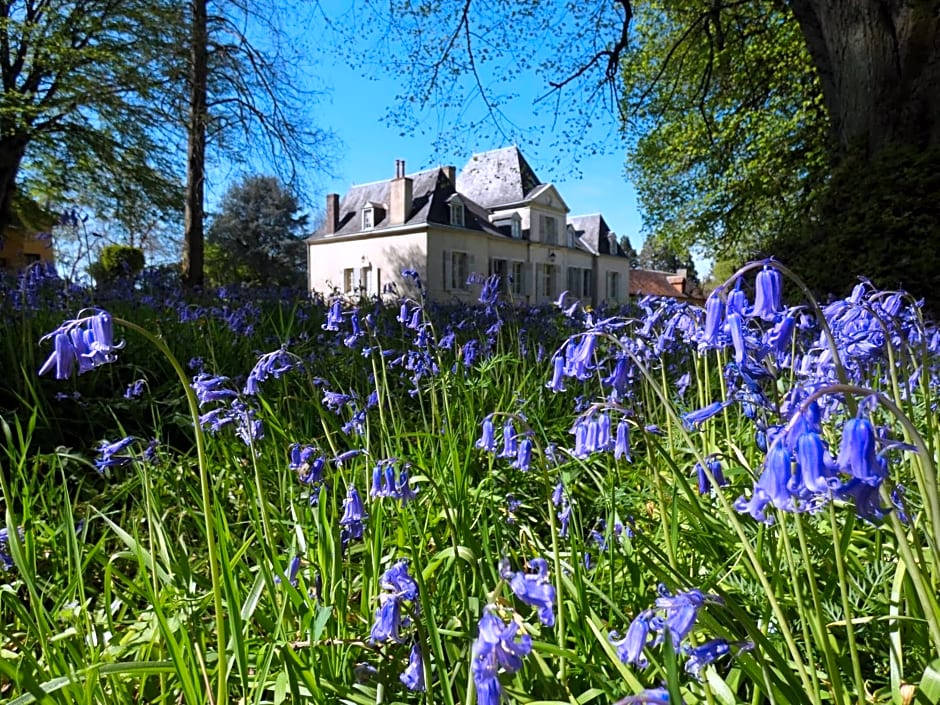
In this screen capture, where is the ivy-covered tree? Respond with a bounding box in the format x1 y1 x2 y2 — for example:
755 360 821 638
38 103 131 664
205 175 308 288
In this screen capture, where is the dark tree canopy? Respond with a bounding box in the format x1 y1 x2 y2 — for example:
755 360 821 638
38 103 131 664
205 175 308 288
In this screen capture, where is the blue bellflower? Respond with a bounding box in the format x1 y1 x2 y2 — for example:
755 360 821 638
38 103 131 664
400 642 426 692
503 558 556 626
471 608 532 705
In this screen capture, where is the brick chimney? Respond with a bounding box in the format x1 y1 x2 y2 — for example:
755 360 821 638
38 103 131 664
325 193 339 235
667 268 688 295
389 159 413 226
442 165 456 185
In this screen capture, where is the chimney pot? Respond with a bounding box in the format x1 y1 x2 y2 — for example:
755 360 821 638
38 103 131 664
326 193 339 235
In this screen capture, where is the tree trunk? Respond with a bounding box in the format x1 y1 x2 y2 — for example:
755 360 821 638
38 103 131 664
0 135 29 236
789 0 940 155
182 0 209 289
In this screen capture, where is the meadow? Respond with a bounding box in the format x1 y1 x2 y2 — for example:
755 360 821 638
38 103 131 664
1 260 938 705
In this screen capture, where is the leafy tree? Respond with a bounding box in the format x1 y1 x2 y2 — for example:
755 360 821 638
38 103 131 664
0 0 182 237
637 235 697 281
617 234 639 268
205 175 308 288
622 1 829 260
89 244 145 284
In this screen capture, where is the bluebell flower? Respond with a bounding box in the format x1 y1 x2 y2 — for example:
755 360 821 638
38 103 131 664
274 555 302 587
39 310 123 378
505 494 521 523
0 526 22 570
681 400 732 430
752 266 782 321
471 608 532 705
694 456 726 495
613 687 671 705
123 379 146 399
564 332 598 380
476 416 497 452
339 485 367 547
615 420 632 461
191 374 238 406
551 482 565 507
512 438 534 471
400 642 426 692
383 559 419 601
654 586 714 646
701 291 726 349
837 478 888 521
837 417 885 485
95 436 137 473
244 346 298 394
546 355 566 392
503 557 556 626
369 595 404 643
735 440 794 522
322 299 343 331
795 431 840 494
610 609 654 667
558 500 572 537
728 312 746 364
499 419 518 459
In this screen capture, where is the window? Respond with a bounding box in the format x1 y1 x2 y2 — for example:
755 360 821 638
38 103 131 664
489 258 508 290
541 215 558 245
24 253 41 264
538 263 558 299
510 261 525 296
364 267 381 296
567 225 577 248
362 207 375 230
606 271 621 301
567 267 579 297
444 250 470 291
582 269 592 298
511 214 522 239
343 267 357 294
449 202 465 227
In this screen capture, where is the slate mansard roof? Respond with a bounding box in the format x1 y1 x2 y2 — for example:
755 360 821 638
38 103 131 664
308 167 504 241
456 146 542 209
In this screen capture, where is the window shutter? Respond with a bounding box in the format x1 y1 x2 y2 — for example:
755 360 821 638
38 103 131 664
375 268 382 296
523 263 532 297
443 250 452 291
468 253 476 279
353 267 362 292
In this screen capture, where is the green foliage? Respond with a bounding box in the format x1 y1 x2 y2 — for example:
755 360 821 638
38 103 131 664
764 146 940 311
92 244 146 283
4 0 184 231
618 235 640 268
621 1 829 260
638 234 698 280
205 175 308 288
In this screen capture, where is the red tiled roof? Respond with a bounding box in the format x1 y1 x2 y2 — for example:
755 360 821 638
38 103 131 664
630 269 704 303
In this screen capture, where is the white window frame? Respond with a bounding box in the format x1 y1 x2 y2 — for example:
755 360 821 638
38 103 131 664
582 269 592 299
510 214 522 239
450 202 465 227
510 260 525 296
362 207 375 230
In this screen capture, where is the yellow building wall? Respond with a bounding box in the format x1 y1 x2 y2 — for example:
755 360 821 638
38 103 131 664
0 228 54 271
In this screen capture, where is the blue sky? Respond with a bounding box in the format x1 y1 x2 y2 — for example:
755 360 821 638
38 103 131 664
297 2 647 251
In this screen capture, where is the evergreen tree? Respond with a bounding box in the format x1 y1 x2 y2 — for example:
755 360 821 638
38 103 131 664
205 175 308 288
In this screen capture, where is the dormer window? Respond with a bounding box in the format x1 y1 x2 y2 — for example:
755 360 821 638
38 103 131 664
448 195 465 227
567 224 577 248
511 214 521 239
362 201 384 230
